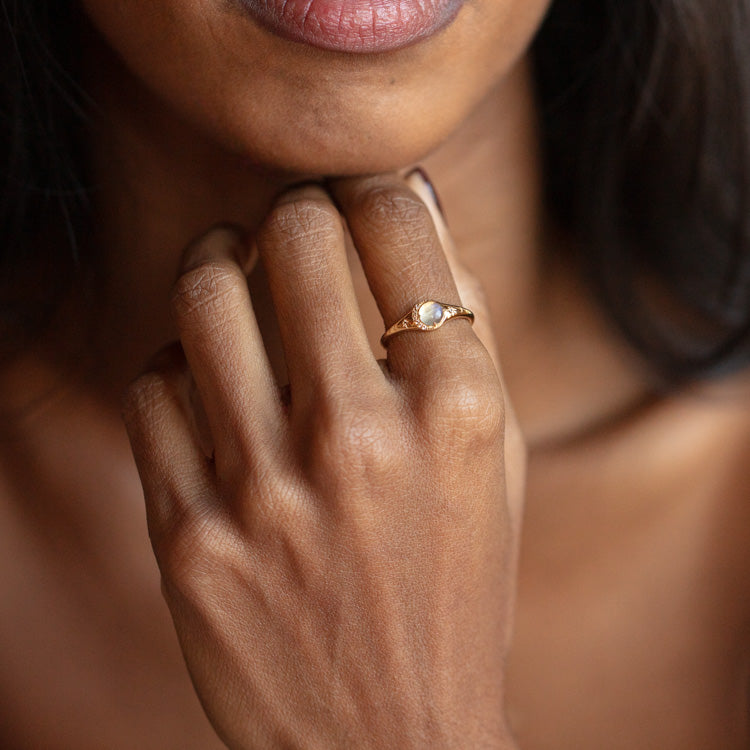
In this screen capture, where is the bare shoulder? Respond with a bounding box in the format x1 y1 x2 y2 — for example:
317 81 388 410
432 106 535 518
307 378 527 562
593 366 750 636
676 369 750 630
692 371 750 729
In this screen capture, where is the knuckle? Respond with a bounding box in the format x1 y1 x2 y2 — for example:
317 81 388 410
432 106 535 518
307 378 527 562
309 397 401 474
154 511 234 593
171 260 243 321
259 198 341 250
422 371 506 444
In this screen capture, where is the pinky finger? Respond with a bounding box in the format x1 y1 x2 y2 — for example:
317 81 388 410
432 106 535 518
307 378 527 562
121 342 217 550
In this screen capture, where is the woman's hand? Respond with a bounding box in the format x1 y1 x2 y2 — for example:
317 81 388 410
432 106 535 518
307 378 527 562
122 172 525 749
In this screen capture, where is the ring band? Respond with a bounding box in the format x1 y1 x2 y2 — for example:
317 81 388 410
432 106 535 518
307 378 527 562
381 299 474 347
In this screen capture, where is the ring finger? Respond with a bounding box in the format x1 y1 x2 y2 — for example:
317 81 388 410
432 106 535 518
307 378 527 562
328 173 488 386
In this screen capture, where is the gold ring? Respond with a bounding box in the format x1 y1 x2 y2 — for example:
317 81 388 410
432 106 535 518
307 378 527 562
381 300 474 347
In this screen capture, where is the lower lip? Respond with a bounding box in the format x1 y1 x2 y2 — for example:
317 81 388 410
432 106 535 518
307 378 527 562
238 0 464 54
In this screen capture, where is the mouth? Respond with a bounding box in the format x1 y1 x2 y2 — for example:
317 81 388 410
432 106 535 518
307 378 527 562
237 0 465 54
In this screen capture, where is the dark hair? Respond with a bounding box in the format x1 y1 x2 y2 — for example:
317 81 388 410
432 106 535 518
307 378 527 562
533 0 750 380
0 0 89 351
2 0 749 381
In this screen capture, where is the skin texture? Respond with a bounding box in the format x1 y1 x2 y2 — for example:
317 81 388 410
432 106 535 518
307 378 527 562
1 0 750 747
123 177 522 748
77 0 550 174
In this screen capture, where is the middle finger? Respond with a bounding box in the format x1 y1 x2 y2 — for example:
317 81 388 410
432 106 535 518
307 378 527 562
255 184 384 414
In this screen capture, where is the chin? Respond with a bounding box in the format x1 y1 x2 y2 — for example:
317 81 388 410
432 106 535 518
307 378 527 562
215 90 471 178
79 0 552 178
236 130 448 178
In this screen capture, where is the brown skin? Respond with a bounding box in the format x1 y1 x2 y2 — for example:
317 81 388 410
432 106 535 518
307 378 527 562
77 0 550 174
123 178 521 749
1 0 750 748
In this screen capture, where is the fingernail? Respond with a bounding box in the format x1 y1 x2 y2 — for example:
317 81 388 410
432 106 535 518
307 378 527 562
405 167 445 219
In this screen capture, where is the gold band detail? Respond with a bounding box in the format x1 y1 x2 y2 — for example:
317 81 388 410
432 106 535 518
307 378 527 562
380 300 475 347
